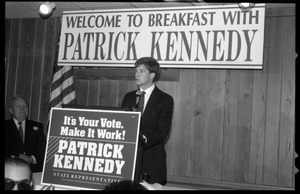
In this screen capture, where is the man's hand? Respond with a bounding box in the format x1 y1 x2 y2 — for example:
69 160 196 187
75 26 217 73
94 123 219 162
18 153 35 164
142 135 147 144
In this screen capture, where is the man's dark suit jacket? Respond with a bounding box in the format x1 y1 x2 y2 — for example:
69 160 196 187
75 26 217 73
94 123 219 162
122 86 174 185
5 118 46 172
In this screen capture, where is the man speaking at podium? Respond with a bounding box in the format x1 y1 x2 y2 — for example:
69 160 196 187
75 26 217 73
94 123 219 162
122 57 174 185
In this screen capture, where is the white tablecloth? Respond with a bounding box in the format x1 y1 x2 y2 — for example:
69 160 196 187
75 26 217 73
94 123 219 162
32 172 188 190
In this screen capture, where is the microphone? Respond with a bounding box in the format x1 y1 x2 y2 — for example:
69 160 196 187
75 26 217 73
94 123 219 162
134 90 142 111
135 95 140 105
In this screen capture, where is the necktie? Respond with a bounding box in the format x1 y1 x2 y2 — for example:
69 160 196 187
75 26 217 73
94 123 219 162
18 121 23 143
136 90 145 114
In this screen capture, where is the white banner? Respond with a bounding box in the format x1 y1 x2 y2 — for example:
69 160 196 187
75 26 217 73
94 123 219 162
58 4 265 69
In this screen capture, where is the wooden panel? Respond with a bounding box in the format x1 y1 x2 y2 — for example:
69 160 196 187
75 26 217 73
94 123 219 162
74 79 89 105
263 15 284 186
248 68 268 184
165 70 185 176
98 80 119 107
172 69 195 177
203 70 226 180
87 80 100 106
73 67 180 81
179 69 196 177
168 175 293 190
266 6 295 17
221 70 239 181
248 13 271 184
277 16 295 187
193 70 210 179
116 80 137 107
234 70 253 183
5 20 12 72
157 80 178 176
5 19 21 120
5 19 12 105
16 18 36 111
186 69 226 180
40 17 61 127
30 18 47 122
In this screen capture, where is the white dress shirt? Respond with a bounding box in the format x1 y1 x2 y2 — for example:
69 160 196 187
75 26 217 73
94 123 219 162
139 83 155 111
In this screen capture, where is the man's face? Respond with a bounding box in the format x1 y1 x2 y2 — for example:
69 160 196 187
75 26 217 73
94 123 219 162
135 64 155 89
9 97 28 121
5 164 31 190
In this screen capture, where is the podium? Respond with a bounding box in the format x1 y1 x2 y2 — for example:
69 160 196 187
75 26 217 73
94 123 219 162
41 107 141 190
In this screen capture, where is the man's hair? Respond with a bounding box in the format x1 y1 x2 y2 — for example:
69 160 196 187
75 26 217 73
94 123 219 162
135 57 161 82
5 157 32 179
9 95 28 108
103 180 147 190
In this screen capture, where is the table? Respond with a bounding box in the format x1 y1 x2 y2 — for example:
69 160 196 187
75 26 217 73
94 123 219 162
32 173 193 190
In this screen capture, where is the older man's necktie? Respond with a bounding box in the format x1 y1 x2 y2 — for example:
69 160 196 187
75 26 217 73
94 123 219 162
18 121 24 143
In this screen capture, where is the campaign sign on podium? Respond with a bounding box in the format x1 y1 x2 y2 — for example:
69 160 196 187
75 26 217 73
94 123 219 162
41 107 141 190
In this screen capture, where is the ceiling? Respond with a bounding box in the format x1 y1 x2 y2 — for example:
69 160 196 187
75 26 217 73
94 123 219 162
5 1 209 19
5 1 295 19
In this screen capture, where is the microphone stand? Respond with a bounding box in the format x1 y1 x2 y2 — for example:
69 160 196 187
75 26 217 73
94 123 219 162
133 93 143 183
134 91 150 183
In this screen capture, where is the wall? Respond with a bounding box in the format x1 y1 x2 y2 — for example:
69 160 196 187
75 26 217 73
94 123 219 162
5 5 295 189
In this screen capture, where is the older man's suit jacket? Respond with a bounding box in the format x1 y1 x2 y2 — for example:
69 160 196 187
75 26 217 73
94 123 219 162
5 118 46 172
122 86 174 185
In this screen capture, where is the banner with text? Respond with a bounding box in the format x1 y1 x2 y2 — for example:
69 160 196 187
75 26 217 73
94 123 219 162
58 4 265 69
41 108 141 190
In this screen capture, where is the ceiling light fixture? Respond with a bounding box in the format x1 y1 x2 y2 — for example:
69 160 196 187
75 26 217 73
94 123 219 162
238 3 255 10
38 2 56 19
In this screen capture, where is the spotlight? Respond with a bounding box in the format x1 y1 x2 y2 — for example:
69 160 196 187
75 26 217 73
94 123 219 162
238 3 255 10
38 2 56 19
